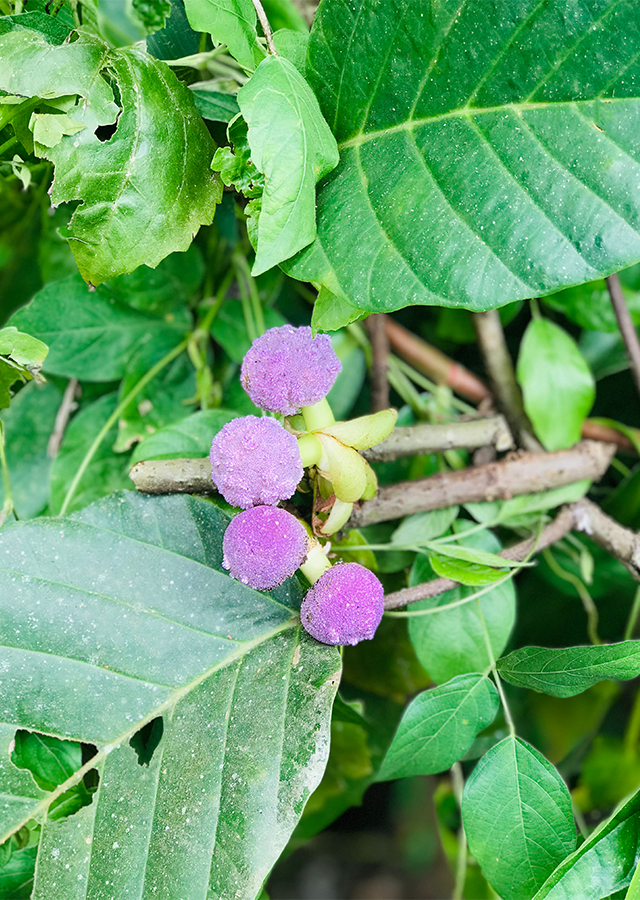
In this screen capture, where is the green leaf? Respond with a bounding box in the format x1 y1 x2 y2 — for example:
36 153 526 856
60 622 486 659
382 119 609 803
544 280 640 333
408 530 516 684
462 736 576 900
49 394 132 515
183 0 263 70
0 843 38 900
263 0 308 34
11 732 82 793
108 245 205 315
0 381 62 519
465 480 591 526
429 552 509 586
311 287 367 334
191 86 240 122
285 0 640 321
391 507 460 547
377 674 499 781
130 408 239 463
0 10 72 44
132 0 171 31
0 492 340 899
10 275 186 382
0 326 49 409
147 0 201 60
517 318 595 451
238 55 339 275
211 300 286 363
533 786 640 899
272 27 308 73
497 642 640 698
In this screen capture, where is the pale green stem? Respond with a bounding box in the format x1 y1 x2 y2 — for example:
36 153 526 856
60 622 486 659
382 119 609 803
392 355 478 415
302 398 335 432
297 433 322 467
0 422 16 521
59 339 188 517
529 297 542 319
543 547 601 645
234 253 265 336
385 570 519 618
450 762 468 900
299 541 332 584
572 800 589 840
624 687 640 758
476 598 516 736
625 586 640 641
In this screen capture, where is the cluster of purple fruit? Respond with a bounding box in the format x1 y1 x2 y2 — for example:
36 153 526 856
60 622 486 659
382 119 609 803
209 325 393 646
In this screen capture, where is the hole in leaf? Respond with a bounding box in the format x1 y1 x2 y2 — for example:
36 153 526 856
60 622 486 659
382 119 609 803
94 122 118 142
130 717 164 766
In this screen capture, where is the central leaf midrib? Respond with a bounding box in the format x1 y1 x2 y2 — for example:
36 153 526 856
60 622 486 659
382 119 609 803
337 96 634 150
0 618 297 845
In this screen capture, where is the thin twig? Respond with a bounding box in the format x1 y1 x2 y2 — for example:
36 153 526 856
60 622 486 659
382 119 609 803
606 272 640 400
351 440 615 527
362 416 513 462
365 313 390 411
472 309 541 451
250 0 277 55
47 378 79 459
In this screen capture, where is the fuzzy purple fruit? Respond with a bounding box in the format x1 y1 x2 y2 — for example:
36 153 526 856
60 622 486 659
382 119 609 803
241 324 342 416
210 416 303 508
223 506 309 590
300 563 384 646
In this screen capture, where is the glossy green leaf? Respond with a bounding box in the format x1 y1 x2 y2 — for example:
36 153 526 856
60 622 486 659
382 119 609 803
311 288 367 333
147 0 201 60
517 318 595 451
377 674 499 781
498 642 640 698
0 381 62 519
0 10 72 43
49 393 132 515
130 408 239 463
183 0 263 70
462 736 576 900
429 552 509 586
284 0 640 320
465 480 591 526
238 55 339 275
391 507 459 547
533 786 640 899
108 245 205 316
0 492 341 899
11 732 82 793
408 530 516 684
191 85 240 122
10 275 186 382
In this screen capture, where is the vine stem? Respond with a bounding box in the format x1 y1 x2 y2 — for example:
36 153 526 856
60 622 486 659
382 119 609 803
59 338 188 517
250 0 277 55
476 597 516 736
450 762 468 900
0 422 16 523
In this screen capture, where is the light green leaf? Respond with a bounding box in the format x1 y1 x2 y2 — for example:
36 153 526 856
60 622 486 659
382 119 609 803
285 0 640 321
0 493 340 900
498 642 640 698
130 408 239 463
429 552 509 586
10 275 186 382
465 481 591 526
462 736 576 900
29 112 85 150
427 542 524 570
517 318 595 451
391 507 459 546
533 786 640 899
320 409 397 450
0 328 48 372
311 287 367 333
49 394 132 515
316 433 368 502
238 55 339 275
0 381 62 519
272 27 308 73
183 0 263 70
377 674 499 781
409 530 515 684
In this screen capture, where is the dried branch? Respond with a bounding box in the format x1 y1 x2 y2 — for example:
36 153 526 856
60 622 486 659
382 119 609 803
581 419 636 453
350 440 616 527
606 273 640 400
472 309 541 451
250 0 277 54
365 313 390 412
362 415 513 462
129 458 214 494
47 378 79 459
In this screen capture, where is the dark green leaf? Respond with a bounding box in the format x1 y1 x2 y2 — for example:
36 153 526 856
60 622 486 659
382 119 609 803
108 245 205 315
517 318 595 451
0 844 37 900
130 408 239 463
211 300 285 362
533 786 640 899
147 0 201 60
11 733 82 793
0 492 340 899
183 0 263 70
377 674 499 781
238 55 339 274
498 642 640 698
285 0 640 321
10 275 186 382
191 86 240 122
544 280 640 333
0 11 72 43
462 736 576 900
132 0 171 32
49 393 132 514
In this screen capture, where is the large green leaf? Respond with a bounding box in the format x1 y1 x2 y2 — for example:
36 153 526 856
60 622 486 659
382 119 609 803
498 642 640 698
183 0 263 70
0 493 340 899
130 408 239 463
238 55 339 275
533 786 640 899
462 736 576 900
376 674 499 781
284 0 640 319
10 275 187 382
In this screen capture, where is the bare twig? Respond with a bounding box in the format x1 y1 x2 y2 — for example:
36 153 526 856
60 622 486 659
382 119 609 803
472 309 541 451
573 497 640 581
365 313 390 412
129 458 214 494
250 0 277 55
350 440 616 527
581 419 636 453
362 416 513 462
606 273 640 400
47 378 79 459
384 316 490 403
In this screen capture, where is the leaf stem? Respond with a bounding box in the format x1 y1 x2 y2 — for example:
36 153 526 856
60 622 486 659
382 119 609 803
58 338 188 517
450 762 468 900
250 0 277 55
0 421 16 523
234 252 265 336
625 586 640 641
543 547 601 645
0 135 18 159
385 569 518 618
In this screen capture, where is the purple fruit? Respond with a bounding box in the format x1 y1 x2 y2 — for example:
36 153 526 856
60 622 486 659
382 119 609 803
223 506 309 590
300 563 384 646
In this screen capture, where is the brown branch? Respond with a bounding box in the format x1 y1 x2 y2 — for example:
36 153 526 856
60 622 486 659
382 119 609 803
606 273 640 400
47 378 79 459
250 0 277 54
362 416 513 462
384 316 490 403
350 440 616 527
472 309 541 452
581 419 636 453
365 314 390 412
384 498 640 609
